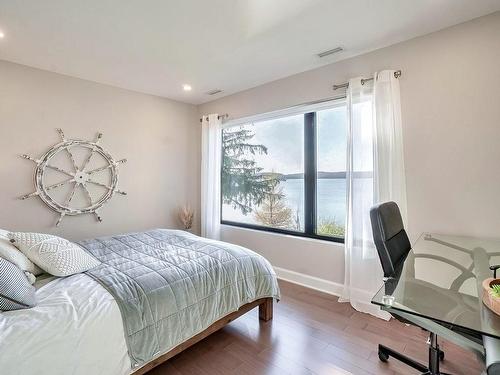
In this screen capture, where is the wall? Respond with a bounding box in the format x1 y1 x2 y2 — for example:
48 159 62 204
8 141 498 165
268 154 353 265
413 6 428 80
0 61 200 240
199 12 500 285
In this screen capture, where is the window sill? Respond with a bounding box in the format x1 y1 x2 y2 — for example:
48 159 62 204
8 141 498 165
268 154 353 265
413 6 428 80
220 221 345 245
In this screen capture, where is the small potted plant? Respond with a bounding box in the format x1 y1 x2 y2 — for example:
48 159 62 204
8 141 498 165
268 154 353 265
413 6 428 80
482 266 500 315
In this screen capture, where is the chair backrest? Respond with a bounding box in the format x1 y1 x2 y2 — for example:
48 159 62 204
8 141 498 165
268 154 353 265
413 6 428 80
370 201 411 278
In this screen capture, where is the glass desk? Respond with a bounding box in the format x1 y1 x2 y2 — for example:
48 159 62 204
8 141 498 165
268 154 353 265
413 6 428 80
372 233 500 339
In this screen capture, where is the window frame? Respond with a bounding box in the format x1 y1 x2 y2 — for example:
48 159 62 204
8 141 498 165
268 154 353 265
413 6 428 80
220 99 346 244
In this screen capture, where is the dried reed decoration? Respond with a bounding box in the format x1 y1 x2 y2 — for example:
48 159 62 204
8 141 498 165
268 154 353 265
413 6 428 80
179 206 194 230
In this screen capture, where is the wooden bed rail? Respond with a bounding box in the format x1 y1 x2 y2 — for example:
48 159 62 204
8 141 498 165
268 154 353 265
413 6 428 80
133 297 274 375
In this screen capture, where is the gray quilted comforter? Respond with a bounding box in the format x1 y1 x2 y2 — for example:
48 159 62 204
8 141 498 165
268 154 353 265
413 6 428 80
78 229 280 370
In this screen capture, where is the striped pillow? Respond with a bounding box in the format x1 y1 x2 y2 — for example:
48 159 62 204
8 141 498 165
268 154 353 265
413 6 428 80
0 258 36 311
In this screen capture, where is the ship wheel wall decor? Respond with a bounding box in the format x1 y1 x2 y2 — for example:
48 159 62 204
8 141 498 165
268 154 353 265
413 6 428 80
20 129 127 226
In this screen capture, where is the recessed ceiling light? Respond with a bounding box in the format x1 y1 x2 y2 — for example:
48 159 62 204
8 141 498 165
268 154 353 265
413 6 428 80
182 84 192 91
0 31 5 39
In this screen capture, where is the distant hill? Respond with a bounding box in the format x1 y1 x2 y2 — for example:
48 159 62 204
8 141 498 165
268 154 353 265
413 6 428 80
259 171 372 180
284 171 346 179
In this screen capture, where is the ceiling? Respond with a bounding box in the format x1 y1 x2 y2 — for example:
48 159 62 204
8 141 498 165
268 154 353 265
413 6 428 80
1 1 499 105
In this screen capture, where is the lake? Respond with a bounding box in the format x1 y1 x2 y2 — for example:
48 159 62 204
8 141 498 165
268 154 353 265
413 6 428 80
222 178 346 230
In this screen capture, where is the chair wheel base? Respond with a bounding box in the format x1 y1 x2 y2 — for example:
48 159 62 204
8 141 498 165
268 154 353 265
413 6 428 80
378 350 389 362
439 349 444 361
377 344 428 373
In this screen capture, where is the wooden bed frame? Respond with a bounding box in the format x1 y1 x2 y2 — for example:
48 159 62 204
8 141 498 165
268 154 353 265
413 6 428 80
133 297 274 375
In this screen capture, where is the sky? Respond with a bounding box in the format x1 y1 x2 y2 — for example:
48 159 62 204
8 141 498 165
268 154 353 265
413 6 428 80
231 106 347 175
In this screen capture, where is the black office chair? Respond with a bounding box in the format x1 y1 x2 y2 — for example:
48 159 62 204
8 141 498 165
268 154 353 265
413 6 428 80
370 201 445 374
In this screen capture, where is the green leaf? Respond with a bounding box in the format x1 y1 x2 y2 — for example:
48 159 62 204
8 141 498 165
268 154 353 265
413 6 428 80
489 284 500 298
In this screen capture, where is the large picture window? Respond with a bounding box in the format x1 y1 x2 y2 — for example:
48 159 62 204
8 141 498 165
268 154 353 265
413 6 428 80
221 100 347 243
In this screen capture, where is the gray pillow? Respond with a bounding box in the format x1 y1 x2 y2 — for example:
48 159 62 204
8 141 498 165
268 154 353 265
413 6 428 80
0 257 36 311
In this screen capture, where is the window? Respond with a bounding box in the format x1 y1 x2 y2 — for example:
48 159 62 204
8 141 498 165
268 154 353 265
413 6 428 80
221 100 347 243
316 106 347 238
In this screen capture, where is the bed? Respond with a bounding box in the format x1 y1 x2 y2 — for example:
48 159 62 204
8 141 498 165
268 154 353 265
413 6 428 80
0 229 280 375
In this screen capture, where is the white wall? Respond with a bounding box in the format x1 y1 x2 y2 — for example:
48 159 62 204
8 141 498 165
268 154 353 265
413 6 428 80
2 12 499 286
199 12 500 284
0 61 201 241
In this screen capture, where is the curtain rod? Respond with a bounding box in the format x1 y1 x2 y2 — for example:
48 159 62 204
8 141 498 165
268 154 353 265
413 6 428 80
199 96 346 125
332 70 401 90
199 113 229 123
200 70 402 122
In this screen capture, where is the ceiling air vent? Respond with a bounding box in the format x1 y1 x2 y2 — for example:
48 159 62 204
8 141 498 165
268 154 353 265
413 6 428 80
206 89 223 96
317 47 343 58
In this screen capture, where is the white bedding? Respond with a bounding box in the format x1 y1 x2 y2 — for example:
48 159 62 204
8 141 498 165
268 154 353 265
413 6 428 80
0 230 280 374
0 274 131 375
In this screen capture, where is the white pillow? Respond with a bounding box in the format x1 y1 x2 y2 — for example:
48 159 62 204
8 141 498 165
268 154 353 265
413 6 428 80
8 232 100 277
0 229 43 277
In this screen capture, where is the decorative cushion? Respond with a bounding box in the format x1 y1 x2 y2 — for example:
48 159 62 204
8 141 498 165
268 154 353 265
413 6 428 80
0 258 37 311
8 232 100 277
0 229 43 278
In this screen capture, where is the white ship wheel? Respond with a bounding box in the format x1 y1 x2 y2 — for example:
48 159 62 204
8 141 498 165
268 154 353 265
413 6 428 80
20 129 127 226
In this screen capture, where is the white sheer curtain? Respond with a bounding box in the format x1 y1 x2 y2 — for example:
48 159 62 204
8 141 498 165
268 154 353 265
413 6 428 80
201 114 222 240
373 71 408 222
340 71 407 319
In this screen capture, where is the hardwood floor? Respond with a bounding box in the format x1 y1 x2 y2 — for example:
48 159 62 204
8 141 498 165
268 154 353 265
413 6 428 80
147 280 483 375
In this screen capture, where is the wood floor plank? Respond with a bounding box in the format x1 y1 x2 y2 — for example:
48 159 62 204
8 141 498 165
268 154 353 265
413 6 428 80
148 279 484 375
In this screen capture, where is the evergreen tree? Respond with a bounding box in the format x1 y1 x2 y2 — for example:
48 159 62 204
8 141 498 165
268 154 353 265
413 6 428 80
254 182 293 229
222 127 275 214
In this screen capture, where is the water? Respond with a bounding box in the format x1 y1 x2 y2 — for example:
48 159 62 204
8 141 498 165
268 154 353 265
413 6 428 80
222 178 347 230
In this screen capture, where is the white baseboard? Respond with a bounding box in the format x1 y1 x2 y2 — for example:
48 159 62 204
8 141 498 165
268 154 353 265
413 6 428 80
273 266 343 296
274 266 391 320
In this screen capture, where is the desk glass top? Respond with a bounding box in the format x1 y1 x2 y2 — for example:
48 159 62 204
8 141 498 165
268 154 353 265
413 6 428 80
372 233 500 339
